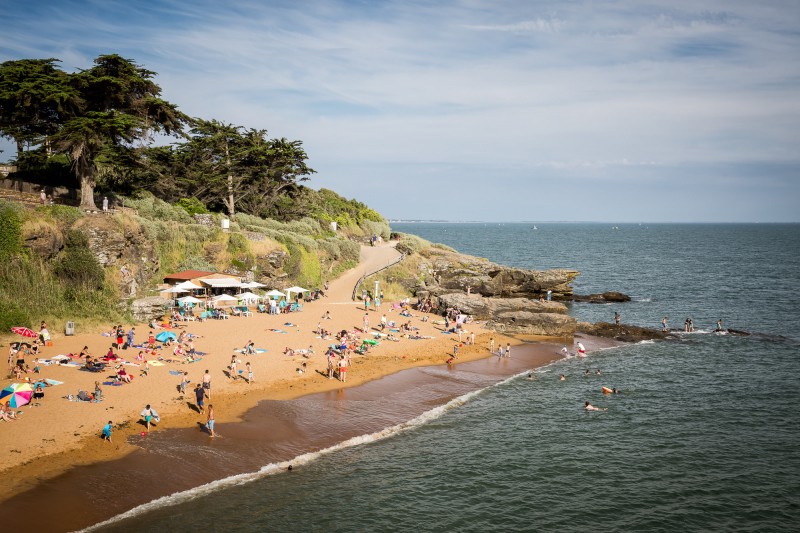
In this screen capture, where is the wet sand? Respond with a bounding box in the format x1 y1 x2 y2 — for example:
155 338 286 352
0 341 564 532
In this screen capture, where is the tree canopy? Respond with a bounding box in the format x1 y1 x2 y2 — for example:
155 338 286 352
0 54 320 218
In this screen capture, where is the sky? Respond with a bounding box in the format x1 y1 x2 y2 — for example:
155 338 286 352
1 0 799 222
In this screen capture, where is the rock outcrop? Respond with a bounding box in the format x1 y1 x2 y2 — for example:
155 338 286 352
417 247 579 301
435 293 577 337
573 291 631 303
576 321 671 342
402 248 579 337
131 296 172 322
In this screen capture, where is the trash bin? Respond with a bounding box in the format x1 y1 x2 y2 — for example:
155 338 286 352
65 321 75 336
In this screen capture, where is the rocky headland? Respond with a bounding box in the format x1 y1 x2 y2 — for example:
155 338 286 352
386 245 669 343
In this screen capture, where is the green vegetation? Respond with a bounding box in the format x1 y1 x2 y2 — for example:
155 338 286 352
0 54 398 333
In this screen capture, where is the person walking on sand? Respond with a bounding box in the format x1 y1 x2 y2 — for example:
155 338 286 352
363 313 370 332
195 383 206 414
203 369 212 399
246 361 253 384
338 355 348 382
180 372 189 395
490 337 495 354
207 404 216 438
327 351 336 379
506 343 511 357
102 420 113 442
142 404 154 433
229 355 237 380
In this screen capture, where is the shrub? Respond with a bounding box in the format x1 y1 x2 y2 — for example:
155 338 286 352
0 201 23 259
395 233 430 255
175 197 210 216
0 300 30 332
53 231 106 289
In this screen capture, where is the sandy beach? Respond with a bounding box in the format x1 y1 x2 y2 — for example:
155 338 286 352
0 242 542 502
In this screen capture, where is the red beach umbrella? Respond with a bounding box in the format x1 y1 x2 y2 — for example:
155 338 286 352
11 326 38 338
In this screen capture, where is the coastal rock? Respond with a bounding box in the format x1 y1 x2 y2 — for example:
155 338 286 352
418 247 579 300
437 293 576 337
573 291 631 303
131 296 172 322
577 321 670 342
22 222 64 260
487 311 577 337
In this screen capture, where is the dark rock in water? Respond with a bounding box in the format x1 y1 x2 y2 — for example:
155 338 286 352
721 328 751 336
577 321 670 343
573 291 631 303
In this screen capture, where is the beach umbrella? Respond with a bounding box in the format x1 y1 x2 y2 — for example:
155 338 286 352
155 331 177 343
240 281 266 289
175 280 203 291
0 383 34 408
285 286 309 299
235 291 263 301
177 295 203 304
264 289 286 299
163 286 188 294
11 326 38 338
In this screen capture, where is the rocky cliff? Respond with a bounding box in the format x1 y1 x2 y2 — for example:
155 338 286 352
395 247 580 337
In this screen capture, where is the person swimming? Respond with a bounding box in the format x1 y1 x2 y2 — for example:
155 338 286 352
585 401 607 411
559 374 567 381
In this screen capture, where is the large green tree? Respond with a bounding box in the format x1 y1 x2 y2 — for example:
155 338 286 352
174 120 315 217
0 58 79 157
53 54 188 208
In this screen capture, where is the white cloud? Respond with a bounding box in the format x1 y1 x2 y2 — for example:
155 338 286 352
1 0 798 221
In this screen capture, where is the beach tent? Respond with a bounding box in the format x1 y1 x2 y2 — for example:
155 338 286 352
155 331 177 343
264 289 286 300
285 286 309 300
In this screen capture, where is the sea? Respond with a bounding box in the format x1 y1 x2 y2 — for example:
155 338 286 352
91 222 800 532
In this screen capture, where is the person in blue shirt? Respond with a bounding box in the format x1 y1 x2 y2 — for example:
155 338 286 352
102 421 113 443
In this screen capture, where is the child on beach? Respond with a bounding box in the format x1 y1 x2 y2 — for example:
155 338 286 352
180 372 189 395
102 421 112 442
229 355 237 380
246 362 253 384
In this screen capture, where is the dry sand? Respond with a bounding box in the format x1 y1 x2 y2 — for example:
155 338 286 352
0 242 538 502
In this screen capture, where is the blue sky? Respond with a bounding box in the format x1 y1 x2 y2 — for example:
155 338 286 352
2 0 799 222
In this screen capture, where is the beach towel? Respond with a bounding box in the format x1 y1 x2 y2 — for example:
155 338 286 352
51 354 70 361
148 360 165 367
284 322 294 326
168 370 184 376
270 329 288 334
103 381 123 386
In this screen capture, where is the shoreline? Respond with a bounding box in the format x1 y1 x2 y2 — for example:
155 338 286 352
0 242 533 502
0 338 588 532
